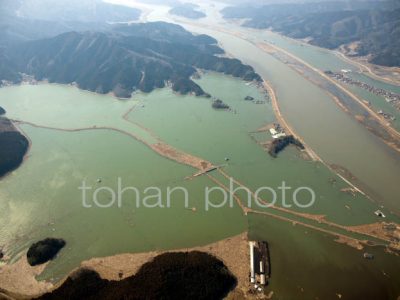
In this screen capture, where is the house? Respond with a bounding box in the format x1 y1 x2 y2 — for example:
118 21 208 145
272 132 286 139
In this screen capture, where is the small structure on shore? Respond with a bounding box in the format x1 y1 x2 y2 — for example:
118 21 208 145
269 127 286 139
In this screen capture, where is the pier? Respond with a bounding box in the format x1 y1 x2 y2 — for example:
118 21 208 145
249 240 270 288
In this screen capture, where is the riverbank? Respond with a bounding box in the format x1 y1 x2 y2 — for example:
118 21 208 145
273 34 400 87
257 40 400 154
235 27 400 87
262 80 320 162
335 49 400 86
256 41 400 153
166 12 400 155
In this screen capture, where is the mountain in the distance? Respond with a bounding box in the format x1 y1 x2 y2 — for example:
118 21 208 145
0 0 141 46
2 22 261 97
221 1 400 67
169 3 207 19
1 0 142 24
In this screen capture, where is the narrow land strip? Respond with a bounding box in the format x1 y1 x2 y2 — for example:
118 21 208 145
257 42 400 147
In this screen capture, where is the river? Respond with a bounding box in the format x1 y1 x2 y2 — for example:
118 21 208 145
136 1 400 214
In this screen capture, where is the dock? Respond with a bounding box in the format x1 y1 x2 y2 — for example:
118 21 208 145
249 240 270 288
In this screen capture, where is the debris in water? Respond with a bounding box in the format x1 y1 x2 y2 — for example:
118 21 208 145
363 252 374 259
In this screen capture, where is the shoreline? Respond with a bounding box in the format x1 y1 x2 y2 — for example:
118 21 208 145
173 17 377 205
0 233 250 299
255 40 400 156
0 118 32 181
10 118 213 174
1 11 399 297
256 41 400 139
263 46 400 154
170 15 400 155
261 80 320 162
334 50 400 86
252 27 400 87
261 79 372 198
140 0 400 88
0 80 137 101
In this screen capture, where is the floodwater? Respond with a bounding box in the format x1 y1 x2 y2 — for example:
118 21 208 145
0 2 399 296
0 75 397 284
0 82 247 280
248 213 400 300
150 11 400 214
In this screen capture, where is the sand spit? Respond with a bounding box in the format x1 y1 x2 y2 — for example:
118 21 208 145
10 116 213 175
0 255 52 298
262 80 320 162
151 142 213 171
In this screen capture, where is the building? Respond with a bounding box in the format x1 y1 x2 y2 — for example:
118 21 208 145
272 132 286 139
269 127 286 139
269 128 278 136
249 241 270 286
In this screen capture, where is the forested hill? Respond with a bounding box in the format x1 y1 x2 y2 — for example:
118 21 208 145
1 22 260 97
221 1 400 67
0 117 29 178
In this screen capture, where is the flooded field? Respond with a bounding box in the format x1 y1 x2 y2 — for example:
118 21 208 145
248 213 400 300
1 74 397 284
163 15 400 215
0 2 399 297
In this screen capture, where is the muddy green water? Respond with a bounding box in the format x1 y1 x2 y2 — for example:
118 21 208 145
248 213 400 300
0 84 158 144
0 74 397 285
245 27 400 94
0 123 246 281
247 29 400 129
0 82 251 280
160 18 400 215
130 73 398 226
0 4 398 295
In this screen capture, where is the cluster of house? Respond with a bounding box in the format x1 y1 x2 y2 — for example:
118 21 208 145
325 70 400 116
